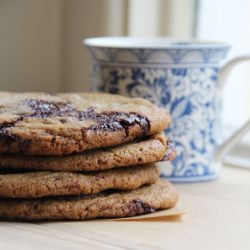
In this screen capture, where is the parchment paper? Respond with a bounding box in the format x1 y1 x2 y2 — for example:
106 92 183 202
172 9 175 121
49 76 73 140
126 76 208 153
111 206 185 221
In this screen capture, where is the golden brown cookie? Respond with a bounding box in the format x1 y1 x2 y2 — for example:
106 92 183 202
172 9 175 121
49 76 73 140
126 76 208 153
0 180 178 220
0 92 170 155
0 133 175 172
0 164 159 198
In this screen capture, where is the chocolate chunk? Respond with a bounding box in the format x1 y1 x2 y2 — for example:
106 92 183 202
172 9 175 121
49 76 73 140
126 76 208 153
24 99 76 118
126 199 156 216
0 130 19 145
87 110 150 135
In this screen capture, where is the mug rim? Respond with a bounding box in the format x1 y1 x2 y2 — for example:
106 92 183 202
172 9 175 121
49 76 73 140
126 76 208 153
84 36 230 49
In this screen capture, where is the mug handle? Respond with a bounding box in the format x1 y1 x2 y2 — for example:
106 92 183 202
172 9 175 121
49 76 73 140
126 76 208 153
214 55 250 162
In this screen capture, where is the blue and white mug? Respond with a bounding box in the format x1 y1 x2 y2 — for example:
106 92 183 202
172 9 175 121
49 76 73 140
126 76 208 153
84 37 250 182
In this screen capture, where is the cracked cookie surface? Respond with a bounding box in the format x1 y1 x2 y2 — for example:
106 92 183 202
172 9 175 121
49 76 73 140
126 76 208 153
0 180 178 220
0 92 170 155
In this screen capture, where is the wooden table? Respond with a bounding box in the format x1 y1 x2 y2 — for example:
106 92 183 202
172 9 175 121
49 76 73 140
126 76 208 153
0 166 249 250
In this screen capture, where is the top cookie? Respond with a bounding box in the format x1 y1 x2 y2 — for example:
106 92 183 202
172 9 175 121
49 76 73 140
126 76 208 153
0 92 170 155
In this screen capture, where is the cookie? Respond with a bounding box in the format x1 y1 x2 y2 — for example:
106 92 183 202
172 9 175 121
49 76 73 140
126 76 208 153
0 164 160 198
0 133 175 172
0 180 178 220
0 92 170 155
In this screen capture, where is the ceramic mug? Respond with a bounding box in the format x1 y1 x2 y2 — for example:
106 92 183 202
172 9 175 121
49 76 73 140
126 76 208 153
84 37 250 182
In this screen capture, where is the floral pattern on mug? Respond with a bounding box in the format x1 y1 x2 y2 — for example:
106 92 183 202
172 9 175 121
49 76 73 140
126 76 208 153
91 65 222 178
85 42 230 181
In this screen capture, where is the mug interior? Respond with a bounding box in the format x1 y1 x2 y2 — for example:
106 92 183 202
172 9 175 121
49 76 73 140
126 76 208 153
84 37 230 49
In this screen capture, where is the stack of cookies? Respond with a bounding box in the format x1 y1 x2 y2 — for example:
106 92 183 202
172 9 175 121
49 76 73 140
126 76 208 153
0 92 178 220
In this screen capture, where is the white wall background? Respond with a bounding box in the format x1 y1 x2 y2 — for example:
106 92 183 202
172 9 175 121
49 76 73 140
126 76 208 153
0 0 194 92
0 0 63 92
0 0 127 92
197 0 250 127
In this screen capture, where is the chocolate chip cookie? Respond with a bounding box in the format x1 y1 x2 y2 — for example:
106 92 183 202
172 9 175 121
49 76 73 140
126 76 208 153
0 164 159 198
0 133 175 172
0 92 170 155
0 180 178 220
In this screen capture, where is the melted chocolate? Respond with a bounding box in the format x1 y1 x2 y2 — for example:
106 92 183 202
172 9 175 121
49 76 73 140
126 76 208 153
0 120 23 144
0 98 150 145
25 99 76 118
126 199 156 216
